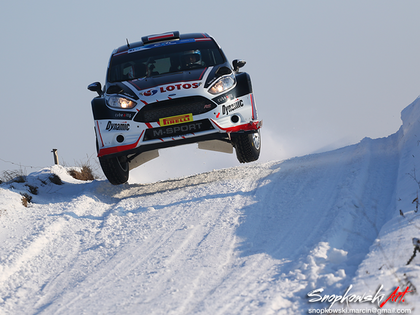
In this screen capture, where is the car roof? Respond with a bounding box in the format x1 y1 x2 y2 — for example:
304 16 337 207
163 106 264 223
113 32 214 55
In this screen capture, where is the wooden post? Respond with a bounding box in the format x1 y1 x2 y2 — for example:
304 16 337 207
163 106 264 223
52 149 59 165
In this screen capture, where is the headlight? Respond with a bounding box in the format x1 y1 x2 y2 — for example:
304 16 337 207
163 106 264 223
107 96 137 109
208 75 235 95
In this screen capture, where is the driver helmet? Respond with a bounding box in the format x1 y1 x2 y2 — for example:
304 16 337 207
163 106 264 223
124 64 135 79
183 50 201 67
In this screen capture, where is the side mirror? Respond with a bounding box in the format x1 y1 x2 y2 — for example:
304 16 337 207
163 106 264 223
232 59 246 72
88 82 103 96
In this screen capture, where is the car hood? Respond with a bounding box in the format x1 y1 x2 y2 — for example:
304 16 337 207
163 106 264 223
127 68 210 92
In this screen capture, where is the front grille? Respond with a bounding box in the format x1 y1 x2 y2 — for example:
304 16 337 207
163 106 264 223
144 119 214 141
134 96 217 123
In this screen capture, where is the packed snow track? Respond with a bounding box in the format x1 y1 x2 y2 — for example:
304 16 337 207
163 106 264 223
2 97 420 314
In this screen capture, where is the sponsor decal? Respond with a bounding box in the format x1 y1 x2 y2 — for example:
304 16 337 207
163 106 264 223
153 122 203 138
160 82 201 93
141 82 200 96
106 121 130 131
114 112 134 119
214 93 234 104
222 99 244 115
142 89 158 96
159 113 193 126
143 119 214 141
125 38 197 55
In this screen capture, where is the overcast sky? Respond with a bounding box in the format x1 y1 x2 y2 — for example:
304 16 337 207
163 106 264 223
1 0 420 183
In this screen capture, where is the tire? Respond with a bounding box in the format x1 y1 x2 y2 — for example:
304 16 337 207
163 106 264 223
232 130 261 163
99 155 129 185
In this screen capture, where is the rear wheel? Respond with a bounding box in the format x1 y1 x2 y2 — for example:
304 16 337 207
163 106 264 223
231 130 261 163
99 155 129 185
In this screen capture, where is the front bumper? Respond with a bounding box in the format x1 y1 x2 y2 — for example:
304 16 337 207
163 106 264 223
93 74 260 160
96 118 262 160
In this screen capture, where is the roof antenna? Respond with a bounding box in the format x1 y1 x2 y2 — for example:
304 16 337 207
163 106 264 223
126 38 130 48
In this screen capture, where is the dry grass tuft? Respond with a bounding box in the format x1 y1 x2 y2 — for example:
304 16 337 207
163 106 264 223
21 193 32 207
68 165 97 181
1 169 26 183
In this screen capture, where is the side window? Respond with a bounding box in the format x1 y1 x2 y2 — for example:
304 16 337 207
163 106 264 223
153 57 171 74
122 63 135 79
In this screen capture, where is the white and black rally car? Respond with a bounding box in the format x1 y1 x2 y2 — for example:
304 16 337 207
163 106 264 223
88 31 262 185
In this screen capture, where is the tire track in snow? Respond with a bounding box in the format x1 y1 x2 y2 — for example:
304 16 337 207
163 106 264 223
43 165 274 314
0 133 401 315
0 218 66 285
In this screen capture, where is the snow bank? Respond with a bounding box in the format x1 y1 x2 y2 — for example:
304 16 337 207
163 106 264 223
1 98 420 314
348 97 420 312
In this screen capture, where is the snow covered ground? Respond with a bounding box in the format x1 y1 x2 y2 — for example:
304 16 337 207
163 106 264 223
1 97 420 314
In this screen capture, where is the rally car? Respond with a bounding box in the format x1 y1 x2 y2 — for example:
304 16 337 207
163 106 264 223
88 31 262 185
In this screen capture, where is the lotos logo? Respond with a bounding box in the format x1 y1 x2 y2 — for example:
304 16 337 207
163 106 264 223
142 89 158 96
159 113 193 126
160 82 201 93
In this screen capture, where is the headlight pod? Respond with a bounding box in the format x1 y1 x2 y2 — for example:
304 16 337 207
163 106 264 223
107 96 137 109
208 75 235 95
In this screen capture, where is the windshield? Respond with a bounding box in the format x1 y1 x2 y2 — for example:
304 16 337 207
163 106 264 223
107 39 226 83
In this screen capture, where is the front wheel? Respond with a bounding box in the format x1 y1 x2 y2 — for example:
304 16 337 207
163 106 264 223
99 155 129 185
231 130 261 163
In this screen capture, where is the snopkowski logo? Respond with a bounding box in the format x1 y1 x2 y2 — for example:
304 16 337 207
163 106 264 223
307 284 412 310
